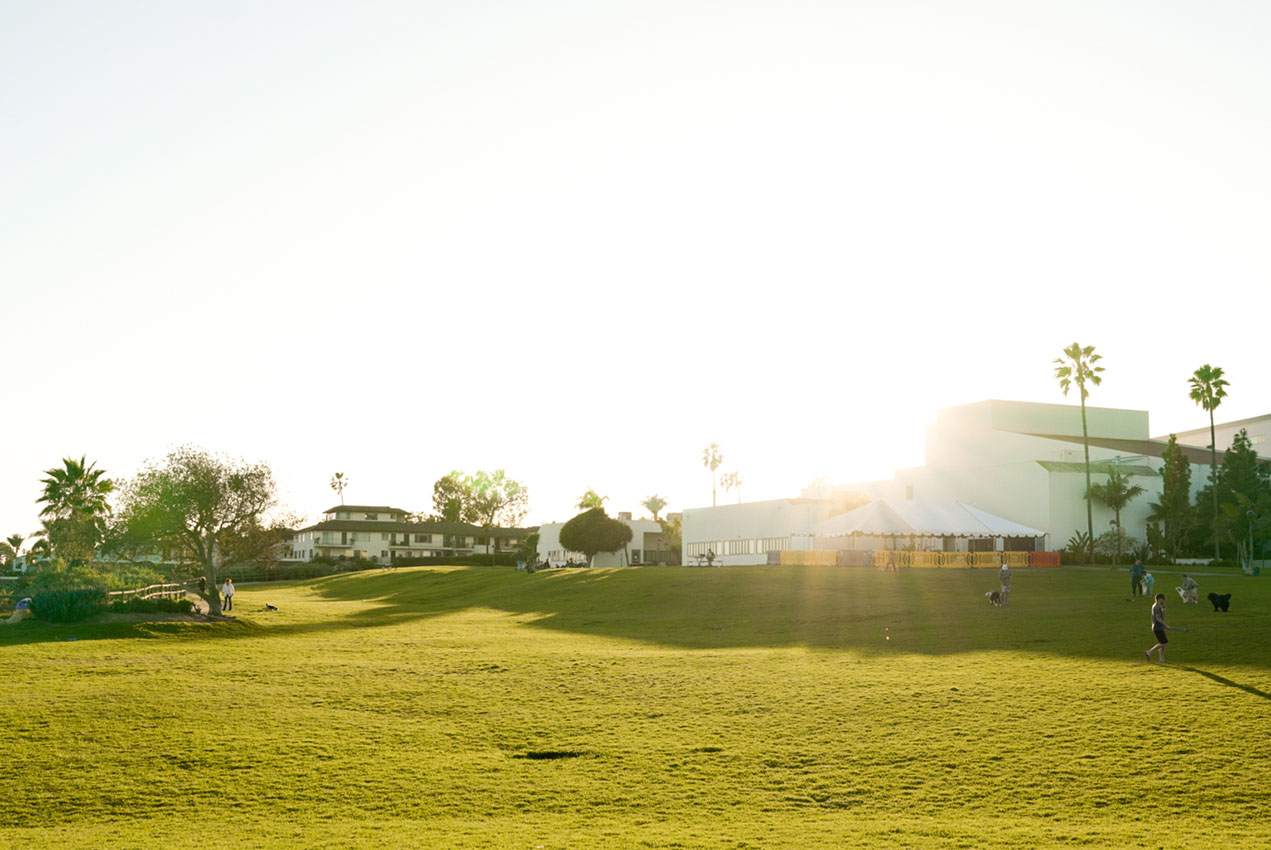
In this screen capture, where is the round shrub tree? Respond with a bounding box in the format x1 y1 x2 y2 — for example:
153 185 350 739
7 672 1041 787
558 508 633 566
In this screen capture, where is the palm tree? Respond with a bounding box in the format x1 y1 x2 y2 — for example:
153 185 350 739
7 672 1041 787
1054 343 1104 564
38 456 114 565
641 495 668 521
702 443 723 507
330 472 349 505
3 533 23 568
1189 364 1229 560
1086 469 1146 565
721 471 744 504
576 489 608 510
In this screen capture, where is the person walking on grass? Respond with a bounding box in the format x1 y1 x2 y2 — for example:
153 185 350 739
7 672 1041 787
1145 592 1171 663
999 562 1011 605
221 577 235 612
1130 559 1145 597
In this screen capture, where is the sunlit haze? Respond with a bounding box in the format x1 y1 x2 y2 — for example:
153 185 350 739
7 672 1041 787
3 1 1268 535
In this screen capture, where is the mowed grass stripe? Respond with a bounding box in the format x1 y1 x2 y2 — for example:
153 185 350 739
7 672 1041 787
2 565 1268 848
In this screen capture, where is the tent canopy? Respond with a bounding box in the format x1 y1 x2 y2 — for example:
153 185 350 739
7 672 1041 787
814 499 1044 539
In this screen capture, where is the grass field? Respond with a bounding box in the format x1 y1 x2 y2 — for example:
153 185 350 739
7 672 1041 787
2 564 1268 849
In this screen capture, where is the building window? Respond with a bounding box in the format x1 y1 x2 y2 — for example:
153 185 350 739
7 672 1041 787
381 550 388 558
415 534 432 544
381 533 389 541
366 513 378 521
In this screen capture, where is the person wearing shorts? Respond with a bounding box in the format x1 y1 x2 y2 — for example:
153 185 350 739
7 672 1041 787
1145 593 1170 663
999 563 1011 605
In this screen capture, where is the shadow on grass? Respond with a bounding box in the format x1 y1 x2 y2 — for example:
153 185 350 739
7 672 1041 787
1180 666 1271 701
4 566 1269 669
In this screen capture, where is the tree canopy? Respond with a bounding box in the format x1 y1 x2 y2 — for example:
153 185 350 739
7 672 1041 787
38 456 115 566
576 489 607 510
559 508 632 565
432 470 528 528
116 446 277 615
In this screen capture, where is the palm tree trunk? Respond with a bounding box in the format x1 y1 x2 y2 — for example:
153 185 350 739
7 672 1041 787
1210 409 1219 560
1081 398 1094 565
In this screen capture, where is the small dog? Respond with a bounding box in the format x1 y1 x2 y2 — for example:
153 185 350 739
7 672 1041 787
985 591 1002 607
1207 592 1231 613
264 603 279 611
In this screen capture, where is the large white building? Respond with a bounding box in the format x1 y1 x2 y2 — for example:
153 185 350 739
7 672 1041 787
289 505 532 563
683 399 1269 566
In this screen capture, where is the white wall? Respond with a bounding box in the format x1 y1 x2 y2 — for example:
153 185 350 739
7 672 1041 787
681 499 832 566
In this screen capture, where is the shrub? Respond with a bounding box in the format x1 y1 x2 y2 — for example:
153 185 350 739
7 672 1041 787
29 587 107 623
108 596 195 614
390 553 519 568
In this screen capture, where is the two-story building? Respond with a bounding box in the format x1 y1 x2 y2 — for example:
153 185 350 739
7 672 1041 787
288 505 533 562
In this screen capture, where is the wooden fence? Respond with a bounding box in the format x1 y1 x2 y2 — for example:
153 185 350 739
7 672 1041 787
107 582 191 601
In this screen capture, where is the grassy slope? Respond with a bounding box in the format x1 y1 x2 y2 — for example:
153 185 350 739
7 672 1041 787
1 565 1268 849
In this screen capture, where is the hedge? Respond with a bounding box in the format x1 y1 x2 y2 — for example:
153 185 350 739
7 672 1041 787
30 587 107 623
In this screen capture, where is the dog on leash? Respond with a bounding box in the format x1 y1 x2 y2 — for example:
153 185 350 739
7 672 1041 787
985 591 1002 607
1207 592 1231 612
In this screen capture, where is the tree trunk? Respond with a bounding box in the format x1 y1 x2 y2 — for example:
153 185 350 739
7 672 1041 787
1081 397 1094 565
1210 410 1220 560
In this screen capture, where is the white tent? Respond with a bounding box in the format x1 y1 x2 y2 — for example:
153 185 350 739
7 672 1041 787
814 499 1045 539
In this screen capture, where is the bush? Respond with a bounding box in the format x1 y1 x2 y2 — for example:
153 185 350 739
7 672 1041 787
29 587 107 623
108 596 195 614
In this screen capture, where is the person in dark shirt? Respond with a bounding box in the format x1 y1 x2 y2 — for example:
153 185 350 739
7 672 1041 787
1144 593 1171 663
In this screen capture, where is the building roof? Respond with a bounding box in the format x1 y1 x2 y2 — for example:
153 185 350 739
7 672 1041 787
815 499 1044 538
298 519 535 536
1021 433 1243 465
1035 461 1159 477
323 505 411 515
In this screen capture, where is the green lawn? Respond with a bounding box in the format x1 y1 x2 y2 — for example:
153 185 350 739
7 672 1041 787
2 565 1268 849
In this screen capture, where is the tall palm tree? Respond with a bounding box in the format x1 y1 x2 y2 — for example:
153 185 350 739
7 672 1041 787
576 489 608 511
1086 469 1146 565
1189 364 1229 560
38 456 114 565
4 533 23 567
330 472 349 505
702 443 723 507
641 495 668 522
1054 343 1104 564
721 471 744 504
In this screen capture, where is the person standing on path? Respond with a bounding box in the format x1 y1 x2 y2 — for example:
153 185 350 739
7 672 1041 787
1130 560 1145 597
221 577 235 612
1145 592 1171 663
999 562 1011 605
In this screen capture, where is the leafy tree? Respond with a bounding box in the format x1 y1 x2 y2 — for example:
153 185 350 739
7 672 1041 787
1210 429 1271 568
432 472 467 522
432 470 529 562
559 508 633 566
1054 343 1104 564
658 513 682 563
330 472 349 505
1147 434 1192 561
116 446 277 615
27 535 52 565
1085 469 1146 565
1093 528 1138 564
516 532 540 568
219 513 301 568
576 489 608 510
1189 364 1229 559
641 495 668 521
702 443 723 507
38 456 115 566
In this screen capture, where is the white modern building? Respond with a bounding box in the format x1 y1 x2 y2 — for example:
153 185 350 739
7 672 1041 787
289 505 532 562
536 512 669 567
682 399 1269 566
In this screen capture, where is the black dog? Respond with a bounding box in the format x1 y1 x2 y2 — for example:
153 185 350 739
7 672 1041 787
1207 592 1231 612
264 603 279 611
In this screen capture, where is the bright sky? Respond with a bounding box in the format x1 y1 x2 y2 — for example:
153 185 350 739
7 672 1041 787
3 1 1269 538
